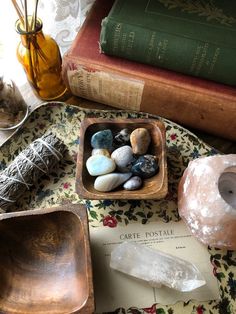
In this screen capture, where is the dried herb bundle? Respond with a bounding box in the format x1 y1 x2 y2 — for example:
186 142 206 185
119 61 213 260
0 133 67 212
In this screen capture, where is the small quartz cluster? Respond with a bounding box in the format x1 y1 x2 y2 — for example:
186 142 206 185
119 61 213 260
86 127 159 192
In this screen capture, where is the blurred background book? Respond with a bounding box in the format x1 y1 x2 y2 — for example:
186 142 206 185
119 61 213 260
100 0 236 86
62 0 236 141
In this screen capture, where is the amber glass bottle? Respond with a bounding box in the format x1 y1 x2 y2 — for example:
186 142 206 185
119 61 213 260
16 18 67 100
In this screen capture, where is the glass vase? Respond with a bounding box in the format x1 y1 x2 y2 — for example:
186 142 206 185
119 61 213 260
15 18 67 100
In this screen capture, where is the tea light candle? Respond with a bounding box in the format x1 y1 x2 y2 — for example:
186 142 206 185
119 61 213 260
178 154 236 250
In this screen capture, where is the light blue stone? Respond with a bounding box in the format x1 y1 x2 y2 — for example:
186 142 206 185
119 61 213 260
86 155 116 176
91 129 113 149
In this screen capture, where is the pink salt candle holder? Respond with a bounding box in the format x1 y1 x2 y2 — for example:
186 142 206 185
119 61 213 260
178 154 236 250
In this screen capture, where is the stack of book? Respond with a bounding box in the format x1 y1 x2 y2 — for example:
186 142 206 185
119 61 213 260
62 0 236 141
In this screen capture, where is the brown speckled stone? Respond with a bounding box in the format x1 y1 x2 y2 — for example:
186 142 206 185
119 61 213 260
130 128 151 155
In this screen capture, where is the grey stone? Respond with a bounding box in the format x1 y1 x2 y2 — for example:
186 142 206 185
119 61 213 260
111 145 133 171
123 176 142 190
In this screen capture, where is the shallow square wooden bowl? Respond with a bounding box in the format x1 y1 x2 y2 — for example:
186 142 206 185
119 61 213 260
76 118 168 200
0 204 94 314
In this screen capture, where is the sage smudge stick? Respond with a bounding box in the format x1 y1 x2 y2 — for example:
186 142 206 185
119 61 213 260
0 133 67 212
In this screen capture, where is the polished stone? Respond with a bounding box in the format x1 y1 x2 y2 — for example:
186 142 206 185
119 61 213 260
114 128 131 146
86 155 116 176
130 128 151 155
111 145 133 172
131 154 159 178
94 172 132 192
91 148 110 157
123 176 142 190
91 129 113 150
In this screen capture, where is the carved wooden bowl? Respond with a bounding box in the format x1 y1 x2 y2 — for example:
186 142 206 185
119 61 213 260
76 118 168 199
0 204 94 313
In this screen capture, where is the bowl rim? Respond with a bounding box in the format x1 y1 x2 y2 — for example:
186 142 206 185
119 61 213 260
0 203 95 313
0 105 29 131
76 117 168 200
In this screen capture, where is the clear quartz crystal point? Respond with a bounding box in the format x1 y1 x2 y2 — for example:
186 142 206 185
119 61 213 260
110 242 206 292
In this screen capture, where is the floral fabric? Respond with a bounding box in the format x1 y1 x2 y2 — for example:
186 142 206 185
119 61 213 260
0 102 235 314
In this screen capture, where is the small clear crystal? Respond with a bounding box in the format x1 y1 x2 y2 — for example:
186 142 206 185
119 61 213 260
110 242 206 292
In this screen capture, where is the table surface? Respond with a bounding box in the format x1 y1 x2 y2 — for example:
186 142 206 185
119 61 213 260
0 80 235 154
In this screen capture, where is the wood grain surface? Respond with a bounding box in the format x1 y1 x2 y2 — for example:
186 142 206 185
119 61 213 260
0 204 94 314
76 118 168 200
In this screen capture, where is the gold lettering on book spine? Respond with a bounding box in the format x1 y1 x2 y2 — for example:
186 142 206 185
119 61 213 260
208 47 220 74
113 23 122 53
190 43 209 75
67 68 144 111
158 0 236 26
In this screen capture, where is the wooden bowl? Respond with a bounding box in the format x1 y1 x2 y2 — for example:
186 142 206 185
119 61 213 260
0 204 94 314
76 118 168 199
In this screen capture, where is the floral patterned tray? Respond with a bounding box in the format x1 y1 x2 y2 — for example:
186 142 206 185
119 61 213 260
0 102 235 314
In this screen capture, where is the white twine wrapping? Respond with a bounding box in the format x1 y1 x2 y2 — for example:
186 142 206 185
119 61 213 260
0 137 63 204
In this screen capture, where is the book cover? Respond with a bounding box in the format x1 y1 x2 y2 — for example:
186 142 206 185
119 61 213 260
100 0 236 85
62 0 236 141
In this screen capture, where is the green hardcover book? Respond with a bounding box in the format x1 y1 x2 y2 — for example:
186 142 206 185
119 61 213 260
100 0 236 85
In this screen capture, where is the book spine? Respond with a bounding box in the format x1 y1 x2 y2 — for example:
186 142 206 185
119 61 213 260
63 60 145 112
62 57 236 141
100 18 236 86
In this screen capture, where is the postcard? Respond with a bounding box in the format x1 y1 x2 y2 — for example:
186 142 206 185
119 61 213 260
90 220 220 312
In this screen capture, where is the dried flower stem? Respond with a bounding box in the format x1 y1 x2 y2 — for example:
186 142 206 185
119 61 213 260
11 0 24 26
33 0 39 32
11 0 40 32
24 0 29 32
11 0 46 92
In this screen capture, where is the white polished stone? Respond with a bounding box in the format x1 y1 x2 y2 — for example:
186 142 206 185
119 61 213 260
111 145 133 170
94 172 132 192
